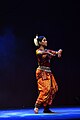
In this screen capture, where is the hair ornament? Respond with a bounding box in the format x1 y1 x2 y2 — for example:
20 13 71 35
34 35 39 46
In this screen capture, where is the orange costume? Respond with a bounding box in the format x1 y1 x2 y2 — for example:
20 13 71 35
35 48 58 108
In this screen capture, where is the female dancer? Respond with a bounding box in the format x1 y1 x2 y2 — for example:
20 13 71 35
34 35 62 113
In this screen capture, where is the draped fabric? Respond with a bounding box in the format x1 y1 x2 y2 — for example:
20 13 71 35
35 69 58 107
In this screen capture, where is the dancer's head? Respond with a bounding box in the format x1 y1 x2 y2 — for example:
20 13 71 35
34 35 47 47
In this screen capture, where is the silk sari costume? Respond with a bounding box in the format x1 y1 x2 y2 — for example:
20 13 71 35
35 48 58 108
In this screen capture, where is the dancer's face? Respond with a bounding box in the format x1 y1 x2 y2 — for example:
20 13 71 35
40 37 47 46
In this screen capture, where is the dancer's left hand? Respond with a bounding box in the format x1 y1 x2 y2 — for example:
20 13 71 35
58 49 62 58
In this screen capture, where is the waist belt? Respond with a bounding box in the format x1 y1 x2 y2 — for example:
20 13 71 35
37 66 51 72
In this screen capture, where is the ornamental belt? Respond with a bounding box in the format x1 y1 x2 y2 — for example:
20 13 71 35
37 66 51 72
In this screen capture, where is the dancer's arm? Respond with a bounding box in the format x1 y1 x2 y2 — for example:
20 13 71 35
47 49 62 57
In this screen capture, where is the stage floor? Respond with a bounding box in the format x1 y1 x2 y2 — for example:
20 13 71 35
0 107 80 120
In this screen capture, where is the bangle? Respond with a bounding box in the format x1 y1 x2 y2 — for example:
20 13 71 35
56 51 58 54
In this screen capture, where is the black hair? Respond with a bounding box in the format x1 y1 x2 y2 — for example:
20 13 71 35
37 36 45 43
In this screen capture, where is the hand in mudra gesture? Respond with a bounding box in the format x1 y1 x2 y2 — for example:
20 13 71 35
58 49 62 58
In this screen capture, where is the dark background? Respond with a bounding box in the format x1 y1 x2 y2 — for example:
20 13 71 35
0 0 80 109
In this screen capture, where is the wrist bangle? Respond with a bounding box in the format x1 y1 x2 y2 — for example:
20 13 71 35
56 51 58 54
